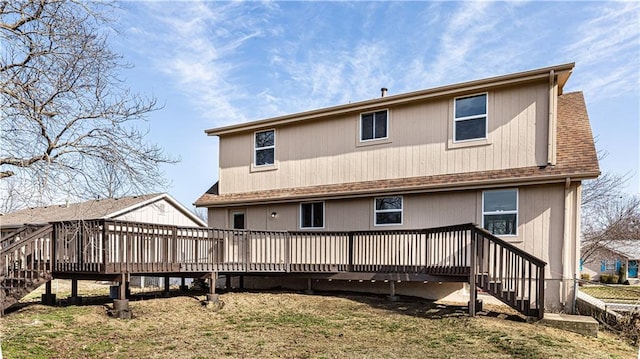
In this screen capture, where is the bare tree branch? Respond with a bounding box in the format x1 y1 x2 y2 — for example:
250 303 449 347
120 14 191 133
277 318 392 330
1 0 177 208
581 172 640 262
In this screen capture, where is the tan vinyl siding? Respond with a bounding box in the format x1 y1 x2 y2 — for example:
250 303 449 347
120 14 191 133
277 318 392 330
209 184 567 275
218 81 550 194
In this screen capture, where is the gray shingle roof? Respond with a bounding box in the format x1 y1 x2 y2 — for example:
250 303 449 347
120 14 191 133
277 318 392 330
0 193 163 227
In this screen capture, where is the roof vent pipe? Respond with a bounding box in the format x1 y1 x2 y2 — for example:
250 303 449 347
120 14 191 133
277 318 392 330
381 87 388 98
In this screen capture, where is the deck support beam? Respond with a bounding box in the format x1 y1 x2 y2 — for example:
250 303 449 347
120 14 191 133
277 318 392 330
163 276 170 295
111 273 131 319
304 278 314 294
204 272 223 310
41 280 56 306
388 281 399 302
67 279 82 306
180 277 188 292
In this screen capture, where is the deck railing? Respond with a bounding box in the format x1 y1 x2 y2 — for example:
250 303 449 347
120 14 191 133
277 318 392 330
1 220 546 318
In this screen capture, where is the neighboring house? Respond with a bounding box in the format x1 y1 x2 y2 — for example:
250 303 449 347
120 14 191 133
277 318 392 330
0 193 207 288
1 193 206 232
582 241 640 284
195 63 600 312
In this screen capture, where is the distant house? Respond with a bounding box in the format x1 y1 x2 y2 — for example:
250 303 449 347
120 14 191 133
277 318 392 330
195 63 600 312
0 193 206 234
582 241 640 284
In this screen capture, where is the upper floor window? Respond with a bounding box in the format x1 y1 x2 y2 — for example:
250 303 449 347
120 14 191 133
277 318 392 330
360 110 388 141
374 196 402 226
254 129 275 166
483 189 517 236
300 202 324 229
454 93 487 142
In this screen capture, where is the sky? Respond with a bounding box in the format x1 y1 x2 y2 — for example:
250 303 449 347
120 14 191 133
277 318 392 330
109 1 640 210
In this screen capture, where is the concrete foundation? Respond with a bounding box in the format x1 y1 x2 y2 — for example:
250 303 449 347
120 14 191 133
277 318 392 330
203 294 224 311
538 313 599 337
111 299 132 319
41 293 56 306
239 276 465 301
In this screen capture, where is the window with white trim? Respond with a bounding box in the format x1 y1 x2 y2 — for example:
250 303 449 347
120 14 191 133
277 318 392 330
254 129 275 166
454 93 487 142
360 110 388 141
374 196 402 226
483 189 518 236
300 202 324 229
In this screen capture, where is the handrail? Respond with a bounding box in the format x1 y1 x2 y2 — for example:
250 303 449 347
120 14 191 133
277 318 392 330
1 224 54 253
0 224 46 249
472 225 547 267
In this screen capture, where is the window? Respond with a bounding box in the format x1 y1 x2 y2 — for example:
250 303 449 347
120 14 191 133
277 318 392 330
374 196 402 226
483 189 517 236
600 259 620 272
254 130 275 166
300 202 324 229
360 110 388 141
454 93 487 142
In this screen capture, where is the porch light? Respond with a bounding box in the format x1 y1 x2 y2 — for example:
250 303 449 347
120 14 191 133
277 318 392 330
270 211 277 218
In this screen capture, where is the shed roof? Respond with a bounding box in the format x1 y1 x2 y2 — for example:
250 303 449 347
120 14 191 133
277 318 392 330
1 193 206 227
195 91 599 207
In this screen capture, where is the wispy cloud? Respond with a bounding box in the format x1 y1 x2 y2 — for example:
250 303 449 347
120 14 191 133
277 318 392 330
125 1 280 127
564 2 640 101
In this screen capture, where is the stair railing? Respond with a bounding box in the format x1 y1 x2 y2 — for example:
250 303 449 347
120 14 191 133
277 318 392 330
1 224 54 308
470 225 546 319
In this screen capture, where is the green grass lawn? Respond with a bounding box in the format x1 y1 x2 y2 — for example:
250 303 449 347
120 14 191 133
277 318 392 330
580 285 640 302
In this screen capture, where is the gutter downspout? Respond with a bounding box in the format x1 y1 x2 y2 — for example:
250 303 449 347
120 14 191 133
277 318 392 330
547 70 557 166
562 177 580 311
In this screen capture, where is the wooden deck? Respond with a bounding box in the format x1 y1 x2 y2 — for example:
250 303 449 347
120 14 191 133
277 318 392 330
1 220 545 319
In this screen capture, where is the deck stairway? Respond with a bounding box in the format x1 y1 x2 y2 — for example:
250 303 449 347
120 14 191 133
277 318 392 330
1 220 545 319
1 224 54 313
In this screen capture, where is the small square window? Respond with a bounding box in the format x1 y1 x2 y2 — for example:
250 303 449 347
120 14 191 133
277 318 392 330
255 130 275 166
454 94 487 142
483 189 517 236
360 110 388 141
301 202 324 228
374 196 402 226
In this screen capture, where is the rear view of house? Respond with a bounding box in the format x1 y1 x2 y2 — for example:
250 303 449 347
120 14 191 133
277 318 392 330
196 63 599 313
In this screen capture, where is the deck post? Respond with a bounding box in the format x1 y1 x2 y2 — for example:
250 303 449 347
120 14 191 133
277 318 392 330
304 278 314 295
41 280 56 306
388 281 398 302
225 275 232 291
204 272 223 310
163 275 170 296
180 277 188 292
469 229 477 317
111 273 131 319
67 279 83 305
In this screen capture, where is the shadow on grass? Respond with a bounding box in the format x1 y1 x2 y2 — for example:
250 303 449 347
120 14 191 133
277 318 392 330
7 287 525 324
